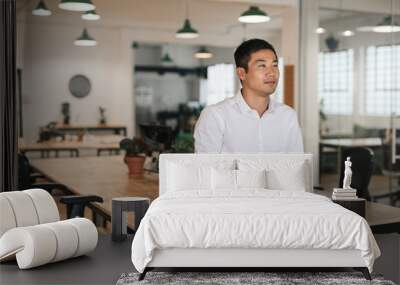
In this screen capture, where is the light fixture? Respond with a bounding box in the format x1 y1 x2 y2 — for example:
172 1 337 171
316 27 326 34
356 26 374 32
81 10 100 20
59 0 95 12
32 0 51 16
176 0 199 39
372 16 400 33
341 30 354 37
161 53 174 66
194 47 213 59
238 6 270 24
74 28 97 46
176 19 199 39
131 42 139 49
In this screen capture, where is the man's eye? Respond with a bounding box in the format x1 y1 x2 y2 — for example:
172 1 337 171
258 64 266 68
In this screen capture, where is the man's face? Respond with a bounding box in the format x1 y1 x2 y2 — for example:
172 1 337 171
237 49 280 97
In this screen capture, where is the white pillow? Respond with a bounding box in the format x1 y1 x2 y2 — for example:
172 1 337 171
266 162 306 191
238 159 307 191
167 163 211 191
211 168 236 190
237 169 267 189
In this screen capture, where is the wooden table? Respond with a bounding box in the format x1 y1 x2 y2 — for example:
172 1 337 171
42 125 127 136
20 135 123 157
30 156 159 221
30 155 400 233
319 137 382 175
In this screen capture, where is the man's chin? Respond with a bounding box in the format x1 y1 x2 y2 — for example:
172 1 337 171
262 87 277 95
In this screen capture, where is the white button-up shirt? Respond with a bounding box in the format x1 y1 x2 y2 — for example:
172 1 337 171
194 91 304 153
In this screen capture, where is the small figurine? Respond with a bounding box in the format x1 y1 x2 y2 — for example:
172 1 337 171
99 106 107 125
61 102 70 125
343 157 353 189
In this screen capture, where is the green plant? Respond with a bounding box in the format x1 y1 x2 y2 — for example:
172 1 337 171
119 137 148 157
171 132 194 153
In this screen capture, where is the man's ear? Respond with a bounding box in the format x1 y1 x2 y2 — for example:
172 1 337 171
236 67 246 81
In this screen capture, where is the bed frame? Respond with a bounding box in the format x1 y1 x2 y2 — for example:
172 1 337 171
138 154 371 281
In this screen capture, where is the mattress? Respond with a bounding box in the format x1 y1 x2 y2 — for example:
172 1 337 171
131 190 380 273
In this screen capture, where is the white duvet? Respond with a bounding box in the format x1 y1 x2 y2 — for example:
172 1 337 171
131 190 380 273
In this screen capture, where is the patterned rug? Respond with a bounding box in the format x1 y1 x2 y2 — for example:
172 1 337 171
116 271 396 285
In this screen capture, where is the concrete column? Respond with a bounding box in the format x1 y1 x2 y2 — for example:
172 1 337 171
298 0 320 184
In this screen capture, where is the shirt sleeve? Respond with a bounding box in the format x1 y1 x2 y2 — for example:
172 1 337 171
287 111 304 153
194 107 225 153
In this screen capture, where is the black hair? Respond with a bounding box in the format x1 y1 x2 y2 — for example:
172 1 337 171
234 38 278 71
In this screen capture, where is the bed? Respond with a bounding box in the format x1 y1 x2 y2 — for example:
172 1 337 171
131 154 380 280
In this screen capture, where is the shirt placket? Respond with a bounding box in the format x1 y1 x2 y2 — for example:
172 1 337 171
258 117 263 152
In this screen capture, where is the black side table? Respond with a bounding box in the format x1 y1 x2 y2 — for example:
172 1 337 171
333 198 366 218
112 197 150 242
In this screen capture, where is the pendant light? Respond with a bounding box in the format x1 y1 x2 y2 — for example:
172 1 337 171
131 42 139 49
82 10 100 21
59 0 95 12
372 16 400 33
161 53 173 64
32 0 52 16
74 28 97 46
194 47 213 59
316 27 326 34
341 30 354 37
238 6 270 24
176 0 199 39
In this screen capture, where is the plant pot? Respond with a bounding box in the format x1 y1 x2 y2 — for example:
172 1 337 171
124 155 145 176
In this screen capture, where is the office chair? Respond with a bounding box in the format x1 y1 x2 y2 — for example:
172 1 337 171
338 147 374 201
371 142 400 206
18 153 103 219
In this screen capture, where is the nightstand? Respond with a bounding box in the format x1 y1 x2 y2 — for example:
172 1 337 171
112 197 150 242
332 198 366 218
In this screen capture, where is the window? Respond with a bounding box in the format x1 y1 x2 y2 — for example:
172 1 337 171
318 49 353 115
200 64 235 106
365 45 400 115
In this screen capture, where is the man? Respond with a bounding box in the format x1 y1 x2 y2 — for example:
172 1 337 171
194 38 304 153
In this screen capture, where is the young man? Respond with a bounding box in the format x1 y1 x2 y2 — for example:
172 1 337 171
194 38 304 153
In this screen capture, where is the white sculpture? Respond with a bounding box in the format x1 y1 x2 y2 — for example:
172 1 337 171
342 157 353 189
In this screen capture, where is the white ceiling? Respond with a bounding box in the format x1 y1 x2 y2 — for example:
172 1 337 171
18 0 399 46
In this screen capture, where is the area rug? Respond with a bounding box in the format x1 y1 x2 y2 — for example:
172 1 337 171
116 271 396 285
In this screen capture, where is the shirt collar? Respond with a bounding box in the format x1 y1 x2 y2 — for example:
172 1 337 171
232 89 276 115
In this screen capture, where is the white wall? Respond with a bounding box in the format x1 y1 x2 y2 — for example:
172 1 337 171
20 22 134 141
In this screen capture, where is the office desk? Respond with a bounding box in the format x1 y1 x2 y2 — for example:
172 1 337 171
30 156 159 221
320 138 382 149
20 135 123 157
42 125 127 136
319 138 382 174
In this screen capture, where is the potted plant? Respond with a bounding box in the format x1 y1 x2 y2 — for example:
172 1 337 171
119 137 148 176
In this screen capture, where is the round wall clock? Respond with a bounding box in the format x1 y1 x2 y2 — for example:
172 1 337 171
69 74 91 98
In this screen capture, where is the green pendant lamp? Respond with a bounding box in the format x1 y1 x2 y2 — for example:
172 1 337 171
161 53 173 64
59 0 95 12
32 0 52 16
131 42 139 49
238 6 270 24
176 19 199 39
82 10 100 20
372 16 400 33
176 0 198 39
194 46 213 59
74 28 97 46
